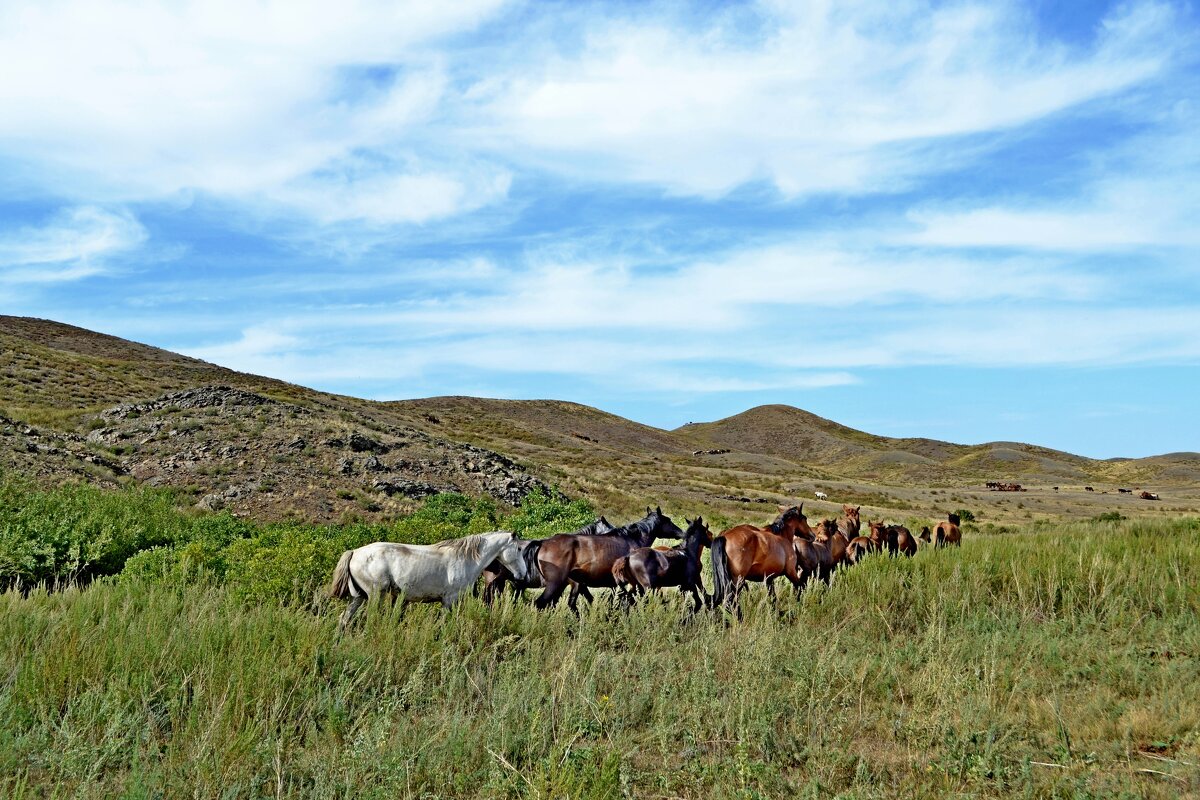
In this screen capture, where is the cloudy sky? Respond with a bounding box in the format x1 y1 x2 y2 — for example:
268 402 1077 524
2 0 1198 458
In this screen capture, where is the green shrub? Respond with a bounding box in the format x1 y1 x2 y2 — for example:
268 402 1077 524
953 508 976 522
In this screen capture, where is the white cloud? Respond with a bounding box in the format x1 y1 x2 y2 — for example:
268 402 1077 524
487 1 1180 197
0 206 146 283
0 0 510 223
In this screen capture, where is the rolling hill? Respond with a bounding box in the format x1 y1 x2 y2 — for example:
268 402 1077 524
2 315 1198 524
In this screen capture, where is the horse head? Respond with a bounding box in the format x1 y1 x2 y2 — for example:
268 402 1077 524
647 506 685 539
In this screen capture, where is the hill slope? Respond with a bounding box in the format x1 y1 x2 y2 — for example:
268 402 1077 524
2 316 1198 524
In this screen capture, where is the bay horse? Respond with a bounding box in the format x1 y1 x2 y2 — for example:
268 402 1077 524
934 513 962 547
793 517 849 588
330 531 529 633
845 535 876 564
479 517 614 604
534 507 685 611
710 504 809 616
612 517 712 612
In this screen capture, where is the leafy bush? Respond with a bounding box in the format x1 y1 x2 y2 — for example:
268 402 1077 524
0 478 193 587
506 488 596 538
1092 511 1127 523
952 508 976 522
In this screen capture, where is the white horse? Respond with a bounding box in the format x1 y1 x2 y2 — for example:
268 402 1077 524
330 531 529 633
814 491 828 500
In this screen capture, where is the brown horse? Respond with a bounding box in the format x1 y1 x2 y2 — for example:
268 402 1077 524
535 507 684 611
837 505 861 539
891 524 917 557
480 517 613 604
934 513 962 547
710 505 809 616
845 535 876 564
612 517 711 611
794 517 849 587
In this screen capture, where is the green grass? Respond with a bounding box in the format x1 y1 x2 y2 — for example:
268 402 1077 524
1 510 1198 798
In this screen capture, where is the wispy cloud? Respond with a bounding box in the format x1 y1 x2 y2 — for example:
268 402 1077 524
0 206 146 284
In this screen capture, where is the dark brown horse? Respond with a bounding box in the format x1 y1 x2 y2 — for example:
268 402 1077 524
710 505 809 616
612 517 711 611
934 513 962 547
794 517 849 587
480 517 613 604
535 507 684 611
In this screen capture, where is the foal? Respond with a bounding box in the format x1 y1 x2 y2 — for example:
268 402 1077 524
613 517 712 611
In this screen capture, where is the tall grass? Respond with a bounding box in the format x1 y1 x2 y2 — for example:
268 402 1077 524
1 514 1197 798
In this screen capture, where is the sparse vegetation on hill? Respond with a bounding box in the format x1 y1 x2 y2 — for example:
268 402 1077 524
3 315 1199 525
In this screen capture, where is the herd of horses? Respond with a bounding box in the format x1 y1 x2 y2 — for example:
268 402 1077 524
330 504 963 632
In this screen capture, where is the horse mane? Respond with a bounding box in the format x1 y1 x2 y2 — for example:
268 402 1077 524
600 513 655 539
430 532 490 560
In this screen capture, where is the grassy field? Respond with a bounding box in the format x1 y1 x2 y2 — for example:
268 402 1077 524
1 486 1197 798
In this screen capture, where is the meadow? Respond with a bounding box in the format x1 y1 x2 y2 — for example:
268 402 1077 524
1 479 1198 798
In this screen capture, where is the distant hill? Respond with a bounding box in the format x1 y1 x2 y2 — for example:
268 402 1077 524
2 316 1197 524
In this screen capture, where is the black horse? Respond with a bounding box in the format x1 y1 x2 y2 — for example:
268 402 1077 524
613 516 712 612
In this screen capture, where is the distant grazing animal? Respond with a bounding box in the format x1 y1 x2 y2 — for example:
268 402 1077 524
534 507 685 611
933 513 962 548
814 490 828 500
710 505 810 617
612 517 712 612
1118 488 1132 494
331 531 529 633
1085 486 1095 492
1053 487 1059 492
480 517 614 604
1140 491 1160 501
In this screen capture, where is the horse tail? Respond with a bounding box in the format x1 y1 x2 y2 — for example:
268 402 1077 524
611 556 629 589
329 550 356 599
710 537 732 608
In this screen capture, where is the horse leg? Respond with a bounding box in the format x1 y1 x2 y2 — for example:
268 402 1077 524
535 564 570 610
337 595 366 636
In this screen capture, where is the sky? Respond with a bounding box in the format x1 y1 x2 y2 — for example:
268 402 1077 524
1 0 1199 459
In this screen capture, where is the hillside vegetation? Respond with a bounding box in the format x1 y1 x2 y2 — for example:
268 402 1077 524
0 477 1197 798
3 315 1199 525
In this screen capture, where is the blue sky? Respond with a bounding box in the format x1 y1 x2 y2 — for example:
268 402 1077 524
2 0 1199 458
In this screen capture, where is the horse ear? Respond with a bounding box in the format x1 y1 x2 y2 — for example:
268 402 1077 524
798 502 804 513
646 506 652 515
656 505 662 514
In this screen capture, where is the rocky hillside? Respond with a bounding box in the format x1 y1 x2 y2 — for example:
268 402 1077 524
2 316 1198 524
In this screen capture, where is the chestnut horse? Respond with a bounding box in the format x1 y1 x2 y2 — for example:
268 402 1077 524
710 505 809 616
934 513 962 547
837 505 861 539
612 517 711 612
534 507 684 611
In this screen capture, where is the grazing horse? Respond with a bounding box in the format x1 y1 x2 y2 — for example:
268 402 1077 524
934 513 962 547
814 491 828 500
480 517 614 604
330 531 528 633
710 505 809 616
918 526 934 547
612 517 712 612
535 507 685 611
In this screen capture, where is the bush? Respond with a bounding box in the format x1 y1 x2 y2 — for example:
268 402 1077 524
506 488 596 539
0 478 193 587
952 508 976 522
1092 511 1127 523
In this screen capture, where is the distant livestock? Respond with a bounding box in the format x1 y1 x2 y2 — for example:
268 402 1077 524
814 491 828 500
1140 491 1160 501
1085 486 1095 492
1118 488 1132 494
986 481 1025 492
